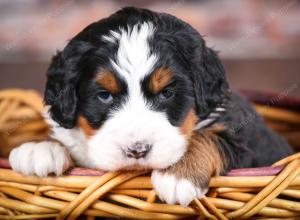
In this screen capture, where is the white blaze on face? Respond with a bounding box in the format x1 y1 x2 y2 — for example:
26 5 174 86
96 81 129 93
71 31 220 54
86 22 187 171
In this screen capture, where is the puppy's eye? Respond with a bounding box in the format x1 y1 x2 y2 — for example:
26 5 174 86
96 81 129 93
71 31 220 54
159 88 174 100
97 91 113 104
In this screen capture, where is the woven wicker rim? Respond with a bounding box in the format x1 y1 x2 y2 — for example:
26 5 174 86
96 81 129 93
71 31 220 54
0 153 300 219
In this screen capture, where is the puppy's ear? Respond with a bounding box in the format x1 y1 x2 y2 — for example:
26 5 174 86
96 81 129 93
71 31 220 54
44 51 79 128
191 46 229 118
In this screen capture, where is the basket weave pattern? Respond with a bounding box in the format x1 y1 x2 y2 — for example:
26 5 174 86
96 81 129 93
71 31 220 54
0 89 300 220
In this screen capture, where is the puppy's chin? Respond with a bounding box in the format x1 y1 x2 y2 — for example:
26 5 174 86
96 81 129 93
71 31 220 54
87 139 188 172
86 132 188 172
89 156 187 172
85 134 188 172
116 164 153 172
86 135 188 172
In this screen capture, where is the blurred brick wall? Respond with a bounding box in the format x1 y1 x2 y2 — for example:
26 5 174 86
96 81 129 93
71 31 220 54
0 0 299 97
1 0 300 61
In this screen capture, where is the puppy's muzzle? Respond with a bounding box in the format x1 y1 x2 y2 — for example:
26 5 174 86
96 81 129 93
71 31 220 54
124 142 152 159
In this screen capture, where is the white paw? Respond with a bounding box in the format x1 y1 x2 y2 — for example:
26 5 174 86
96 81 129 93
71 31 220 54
151 170 207 206
9 141 73 177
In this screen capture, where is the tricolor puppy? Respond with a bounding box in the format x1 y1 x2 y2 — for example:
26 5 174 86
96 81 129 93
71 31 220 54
9 7 293 206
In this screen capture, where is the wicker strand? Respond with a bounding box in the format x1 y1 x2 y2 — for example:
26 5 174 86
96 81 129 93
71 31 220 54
226 159 300 218
0 89 44 112
57 171 120 219
45 190 184 219
255 104 300 124
106 194 197 215
0 192 15 216
0 186 64 210
0 214 58 219
272 152 300 167
241 165 300 219
201 196 228 220
208 197 300 218
0 100 19 124
0 99 10 119
194 198 216 220
66 171 147 220
220 192 300 212
111 189 150 198
281 189 300 199
146 190 156 203
0 197 57 214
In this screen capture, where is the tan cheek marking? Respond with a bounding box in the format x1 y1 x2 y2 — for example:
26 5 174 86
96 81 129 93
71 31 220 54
166 125 226 188
96 71 120 94
180 109 199 138
149 67 173 94
77 116 96 138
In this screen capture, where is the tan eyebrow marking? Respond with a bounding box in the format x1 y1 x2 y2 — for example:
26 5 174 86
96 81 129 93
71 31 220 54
149 67 173 94
96 71 120 94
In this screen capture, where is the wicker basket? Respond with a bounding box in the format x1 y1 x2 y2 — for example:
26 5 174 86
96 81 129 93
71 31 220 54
0 89 300 220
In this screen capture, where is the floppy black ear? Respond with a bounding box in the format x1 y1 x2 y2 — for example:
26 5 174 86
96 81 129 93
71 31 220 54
44 40 94 128
190 45 229 119
44 51 79 128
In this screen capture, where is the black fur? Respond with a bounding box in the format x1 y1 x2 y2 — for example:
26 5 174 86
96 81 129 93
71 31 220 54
218 93 293 168
45 7 293 170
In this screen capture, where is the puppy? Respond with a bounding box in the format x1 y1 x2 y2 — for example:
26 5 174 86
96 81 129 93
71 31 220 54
9 7 293 206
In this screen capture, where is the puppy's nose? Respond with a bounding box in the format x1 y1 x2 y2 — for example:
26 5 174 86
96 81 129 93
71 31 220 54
125 143 152 159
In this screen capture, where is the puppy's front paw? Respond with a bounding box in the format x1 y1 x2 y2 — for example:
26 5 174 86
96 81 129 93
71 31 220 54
151 170 207 206
9 141 73 177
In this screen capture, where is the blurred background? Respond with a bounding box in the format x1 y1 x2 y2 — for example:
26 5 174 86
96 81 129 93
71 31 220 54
0 0 299 97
